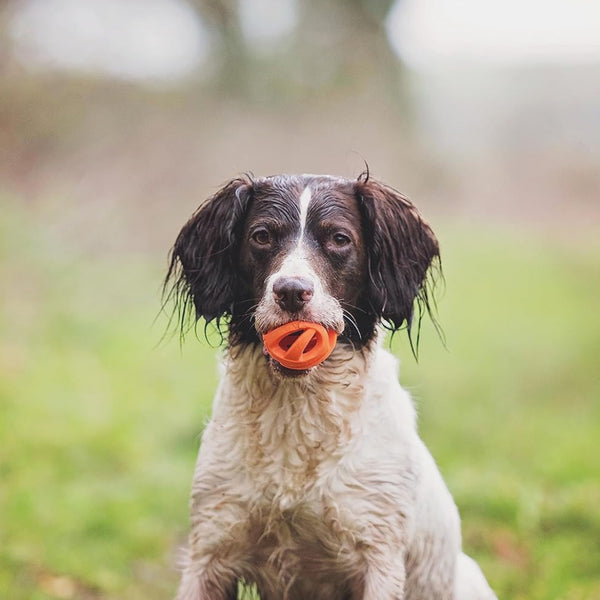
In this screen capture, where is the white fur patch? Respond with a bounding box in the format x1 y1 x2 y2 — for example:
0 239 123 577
255 244 345 334
298 186 311 236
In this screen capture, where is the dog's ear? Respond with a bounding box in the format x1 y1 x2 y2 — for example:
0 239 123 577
356 175 441 342
164 177 252 335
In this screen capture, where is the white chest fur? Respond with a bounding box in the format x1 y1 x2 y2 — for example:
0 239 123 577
180 343 476 600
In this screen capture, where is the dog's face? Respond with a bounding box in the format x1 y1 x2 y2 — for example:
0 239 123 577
241 177 366 338
166 173 440 370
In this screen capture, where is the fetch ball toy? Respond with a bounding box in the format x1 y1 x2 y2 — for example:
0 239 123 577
263 321 338 370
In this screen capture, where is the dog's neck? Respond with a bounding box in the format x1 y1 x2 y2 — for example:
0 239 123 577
225 341 374 403
214 342 374 506
207 336 413 509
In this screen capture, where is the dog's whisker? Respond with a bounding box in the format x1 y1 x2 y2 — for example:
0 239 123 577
340 300 369 315
341 309 362 341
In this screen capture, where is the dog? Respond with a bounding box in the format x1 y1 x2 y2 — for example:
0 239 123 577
165 173 497 599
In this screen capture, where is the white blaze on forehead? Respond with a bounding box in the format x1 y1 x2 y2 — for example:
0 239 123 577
265 184 318 293
298 186 312 235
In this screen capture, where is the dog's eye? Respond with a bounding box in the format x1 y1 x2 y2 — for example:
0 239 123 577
331 232 352 247
251 229 271 246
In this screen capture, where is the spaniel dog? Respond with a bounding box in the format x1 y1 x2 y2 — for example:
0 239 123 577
165 173 497 600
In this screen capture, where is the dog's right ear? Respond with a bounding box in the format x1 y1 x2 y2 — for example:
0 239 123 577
164 176 253 335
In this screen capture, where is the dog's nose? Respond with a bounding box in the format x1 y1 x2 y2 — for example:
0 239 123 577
272 277 314 313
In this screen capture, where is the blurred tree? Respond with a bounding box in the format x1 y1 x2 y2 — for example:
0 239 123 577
188 0 248 90
294 0 404 98
187 0 407 106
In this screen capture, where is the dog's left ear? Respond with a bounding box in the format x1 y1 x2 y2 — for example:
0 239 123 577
164 176 253 334
356 176 440 338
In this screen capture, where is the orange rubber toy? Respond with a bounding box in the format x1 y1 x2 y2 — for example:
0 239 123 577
263 321 338 370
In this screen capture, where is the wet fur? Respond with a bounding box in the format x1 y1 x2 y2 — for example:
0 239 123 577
165 174 496 599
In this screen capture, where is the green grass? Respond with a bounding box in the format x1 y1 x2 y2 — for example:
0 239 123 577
1 200 599 599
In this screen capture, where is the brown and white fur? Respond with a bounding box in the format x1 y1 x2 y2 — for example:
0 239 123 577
165 173 497 600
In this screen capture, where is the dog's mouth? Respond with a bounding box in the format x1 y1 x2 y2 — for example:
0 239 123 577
265 353 313 378
261 321 338 377
261 341 312 377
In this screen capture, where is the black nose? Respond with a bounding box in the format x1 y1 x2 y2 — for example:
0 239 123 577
272 277 314 313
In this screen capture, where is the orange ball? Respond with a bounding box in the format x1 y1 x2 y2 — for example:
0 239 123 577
262 321 338 370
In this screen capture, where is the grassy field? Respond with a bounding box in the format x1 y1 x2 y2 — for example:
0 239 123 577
1 199 599 600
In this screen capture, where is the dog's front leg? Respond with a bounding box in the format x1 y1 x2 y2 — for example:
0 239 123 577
175 557 238 600
175 484 247 599
358 548 406 600
174 418 250 600
175 503 248 600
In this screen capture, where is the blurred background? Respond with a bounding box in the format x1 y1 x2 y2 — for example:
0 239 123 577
1 0 599 598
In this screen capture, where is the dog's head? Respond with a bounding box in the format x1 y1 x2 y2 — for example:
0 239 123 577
165 173 440 371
